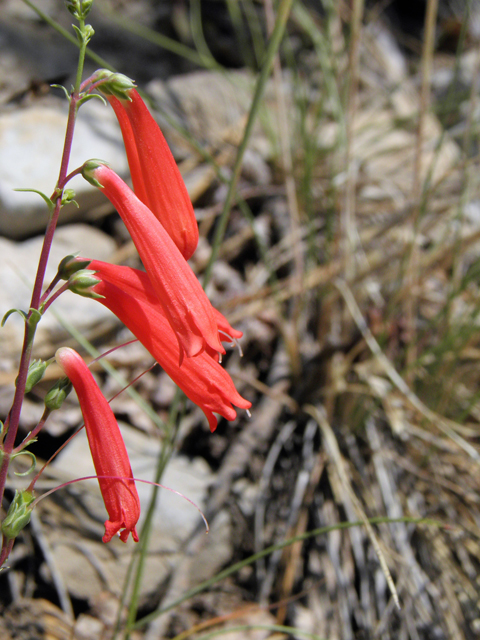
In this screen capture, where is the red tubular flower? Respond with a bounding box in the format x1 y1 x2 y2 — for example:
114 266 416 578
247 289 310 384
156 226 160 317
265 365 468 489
107 90 199 260
89 164 224 361
55 347 140 543
84 259 252 432
107 95 149 207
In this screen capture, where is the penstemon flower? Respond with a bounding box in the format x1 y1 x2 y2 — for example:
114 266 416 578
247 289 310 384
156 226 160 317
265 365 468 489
100 82 198 260
55 347 140 543
84 260 252 432
83 162 225 362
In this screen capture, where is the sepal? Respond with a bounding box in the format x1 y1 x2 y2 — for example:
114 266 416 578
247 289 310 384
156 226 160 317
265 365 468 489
45 377 72 410
57 254 91 280
92 69 136 100
82 159 108 187
23 359 47 393
1 490 35 540
67 269 103 298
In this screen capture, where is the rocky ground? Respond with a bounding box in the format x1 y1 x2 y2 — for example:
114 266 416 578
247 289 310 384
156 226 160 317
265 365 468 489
1 1 480 639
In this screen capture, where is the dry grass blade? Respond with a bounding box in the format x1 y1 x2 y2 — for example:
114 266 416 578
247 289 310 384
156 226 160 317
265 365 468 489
336 278 480 462
305 404 401 611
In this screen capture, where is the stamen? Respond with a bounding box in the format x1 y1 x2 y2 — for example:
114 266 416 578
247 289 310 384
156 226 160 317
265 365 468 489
219 330 244 357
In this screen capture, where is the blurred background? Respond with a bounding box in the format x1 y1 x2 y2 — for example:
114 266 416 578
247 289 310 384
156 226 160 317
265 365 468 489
0 0 480 638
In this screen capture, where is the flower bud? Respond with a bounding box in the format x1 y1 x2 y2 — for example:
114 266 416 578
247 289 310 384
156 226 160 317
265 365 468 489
93 69 136 100
57 254 92 280
67 269 103 299
65 0 93 19
61 188 77 207
1 490 35 540
45 377 72 411
24 359 47 393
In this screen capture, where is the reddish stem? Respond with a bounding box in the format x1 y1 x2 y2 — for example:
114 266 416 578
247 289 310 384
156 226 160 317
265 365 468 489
0 92 80 507
0 537 15 569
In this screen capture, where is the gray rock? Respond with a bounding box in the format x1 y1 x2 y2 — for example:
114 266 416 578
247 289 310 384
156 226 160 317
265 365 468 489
0 97 129 238
0 223 116 360
44 424 215 602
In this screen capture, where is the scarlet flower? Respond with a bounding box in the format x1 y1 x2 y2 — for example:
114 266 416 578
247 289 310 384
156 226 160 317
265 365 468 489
84 259 252 432
87 164 224 361
55 347 140 543
106 90 199 260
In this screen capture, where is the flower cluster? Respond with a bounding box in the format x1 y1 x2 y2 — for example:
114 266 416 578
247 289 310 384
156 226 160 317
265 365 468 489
56 73 251 543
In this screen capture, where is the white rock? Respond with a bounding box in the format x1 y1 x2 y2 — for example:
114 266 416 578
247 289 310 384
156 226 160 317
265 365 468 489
0 97 128 238
0 223 117 359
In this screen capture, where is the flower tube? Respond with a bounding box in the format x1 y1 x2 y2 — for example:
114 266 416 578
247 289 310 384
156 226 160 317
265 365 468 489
84 163 224 361
105 90 198 260
84 260 251 432
55 347 140 543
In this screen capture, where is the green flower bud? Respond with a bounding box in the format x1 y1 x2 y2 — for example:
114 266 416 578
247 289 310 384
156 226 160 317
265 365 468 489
65 0 93 19
93 69 136 100
61 188 77 207
24 359 47 393
45 377 72 411
1 490 35 540
67 269 103 299
57 254 91 280
81 159 107 188
83 24 95 43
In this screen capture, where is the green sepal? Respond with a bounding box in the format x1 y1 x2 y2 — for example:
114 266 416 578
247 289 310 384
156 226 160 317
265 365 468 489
13 189 54 212
23 359 47 393
11 450 37 476
44 377 72 411
2 308 27 327
68 269 103 299
81 159 109 188
93 69 136 100
57 254 91 280
1 490 35 540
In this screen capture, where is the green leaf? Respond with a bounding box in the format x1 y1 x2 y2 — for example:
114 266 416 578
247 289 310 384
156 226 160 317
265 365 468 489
72 24 83 44
51 84 71 102
11 450 37 476
13 188 54 212
78 93 107 108
2 308 27 327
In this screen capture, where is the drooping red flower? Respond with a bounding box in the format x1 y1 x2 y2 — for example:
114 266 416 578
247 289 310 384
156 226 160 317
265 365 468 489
106 90 199 260
84 259 252 432
55 347 140 543
87 164 224 362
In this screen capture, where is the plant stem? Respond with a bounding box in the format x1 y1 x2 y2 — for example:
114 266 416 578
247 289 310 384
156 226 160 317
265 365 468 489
0 20 89 520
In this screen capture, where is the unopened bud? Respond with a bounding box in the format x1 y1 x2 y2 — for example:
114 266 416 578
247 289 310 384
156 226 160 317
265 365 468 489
83 24 95 42
61 188 77 207
1 490 35 540
45 377 72 411
67 269 103 299
65 0 93 19
93 69 136 100
24 359 47 393
57 254 91 280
